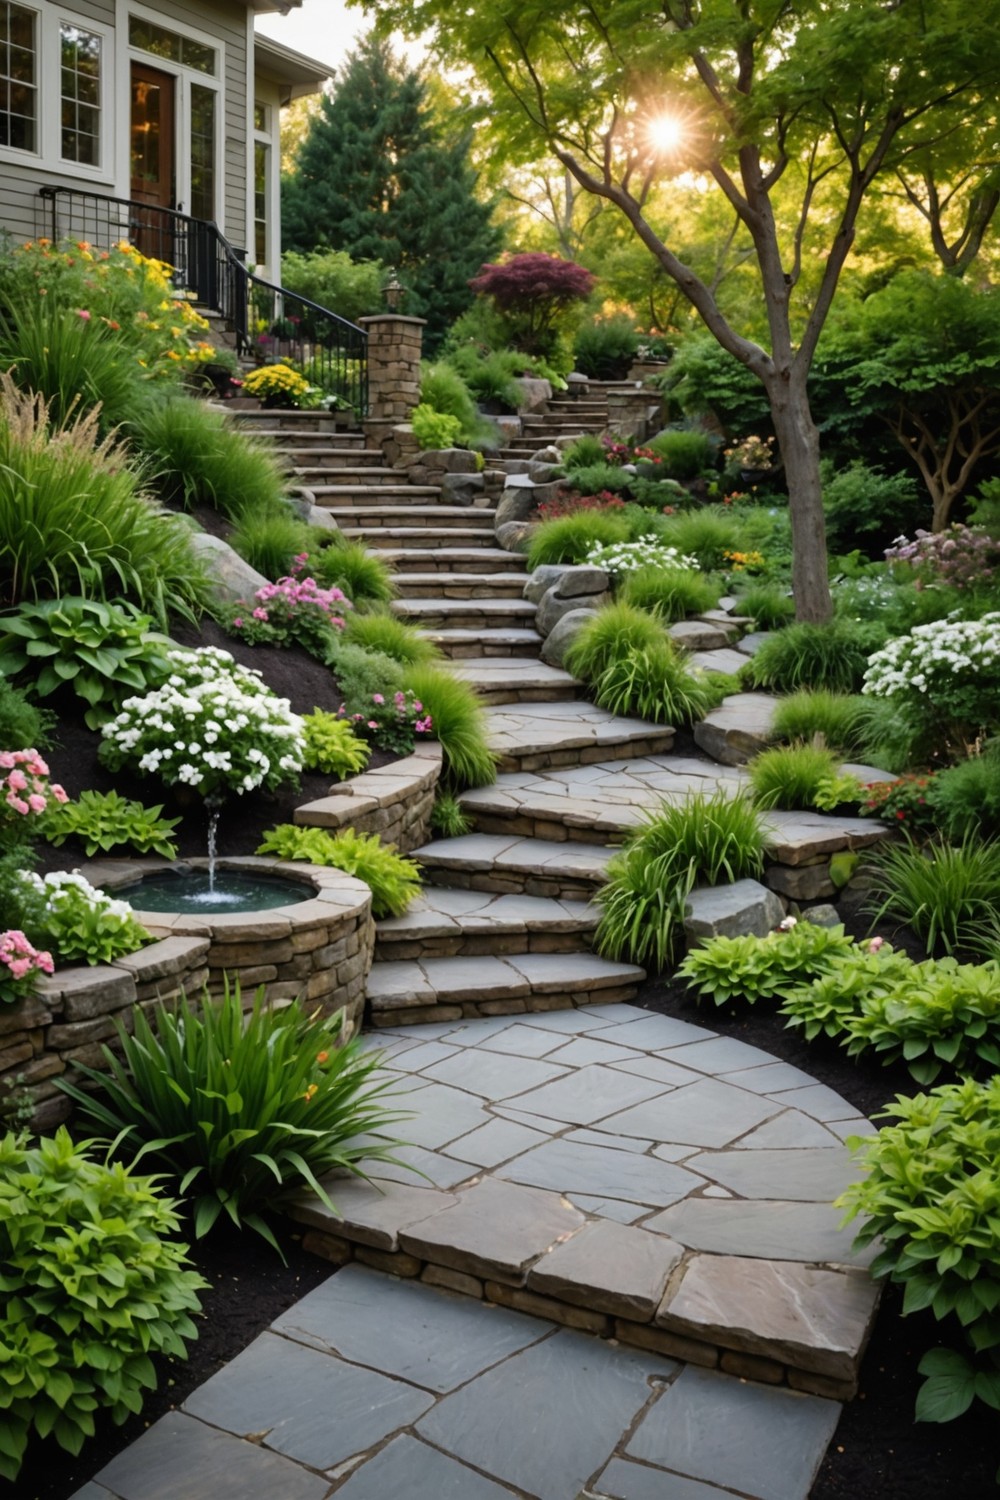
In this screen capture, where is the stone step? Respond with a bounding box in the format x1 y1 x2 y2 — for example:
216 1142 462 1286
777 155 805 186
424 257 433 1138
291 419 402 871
392 598 539 632
365 949 644 1028
350 528 509 550
424 627 544 660
232 411 358 434
459 781 639 845
311 490 450 510
379 548 528 575
251 432 370 451
414 832 616 898
326 504 494 528
390 571 531 599
290 466 410 485
374 888 599 961
483 700 675 774
450 657 583 705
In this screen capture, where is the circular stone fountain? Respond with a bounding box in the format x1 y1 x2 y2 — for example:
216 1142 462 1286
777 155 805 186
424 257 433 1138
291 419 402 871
115 866 316 915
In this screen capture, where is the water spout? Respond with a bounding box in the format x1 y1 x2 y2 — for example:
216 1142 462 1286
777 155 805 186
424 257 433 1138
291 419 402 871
204 797 224 894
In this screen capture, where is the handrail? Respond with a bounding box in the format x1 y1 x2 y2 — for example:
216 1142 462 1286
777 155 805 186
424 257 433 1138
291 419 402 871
38 186 368 417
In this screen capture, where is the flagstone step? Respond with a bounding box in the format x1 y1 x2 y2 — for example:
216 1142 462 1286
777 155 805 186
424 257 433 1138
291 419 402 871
237 427 369 448
392 598 539 632
278 446 385 466
389 571 530 599
374 889 599 961
450 657 583 705
311 492 454 513
340 526 503 550
424 627 544 660
379 547 528 574
414 833 616 898
483 700 676 773
365 949 645 1028
290 466 411 485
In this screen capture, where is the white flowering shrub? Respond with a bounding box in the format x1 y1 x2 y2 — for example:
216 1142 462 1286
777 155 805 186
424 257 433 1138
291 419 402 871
862 613 1000 755
17 870 149 965
99 646 305 800
584 538 698 574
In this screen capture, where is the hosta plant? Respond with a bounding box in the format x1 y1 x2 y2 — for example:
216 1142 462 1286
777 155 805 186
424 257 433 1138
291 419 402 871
41 789 181 859
839 1077 1000 1427
779 940 914 1040
256 825 421 918
677 920 857 1007
841 958 1000 1085
0 1128 206 1481
60 982 409 1254
301 711 371 779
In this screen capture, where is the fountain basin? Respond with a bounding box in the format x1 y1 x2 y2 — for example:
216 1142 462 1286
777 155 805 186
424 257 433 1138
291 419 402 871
116 868 316 915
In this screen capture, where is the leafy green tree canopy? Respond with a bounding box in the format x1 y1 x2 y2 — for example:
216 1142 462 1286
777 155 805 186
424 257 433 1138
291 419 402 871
282 34 502 350
358 0 1000 620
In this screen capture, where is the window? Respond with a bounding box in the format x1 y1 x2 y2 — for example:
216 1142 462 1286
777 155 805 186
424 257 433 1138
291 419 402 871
253 102 267 133
0 1 36 153
60 23 100 166
253 138 267 263
129 18 214 76
189 82 215 221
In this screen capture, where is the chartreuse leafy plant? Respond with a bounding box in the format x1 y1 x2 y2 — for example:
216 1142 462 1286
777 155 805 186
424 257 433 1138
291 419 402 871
0 1128 206 1482
42 790 181 859
619 566 721 622
61 982 410 1255
302 711 371 779
256 825 421 918
343 610 440 666
410 403 463 450
780 943 915 1040
841 958 1000 1085
839 1078 1000 1429
431 791 472 838
748 742 851 811
311 538 396 607
0 598 172 729
677 921 856 1007
596 792 765 970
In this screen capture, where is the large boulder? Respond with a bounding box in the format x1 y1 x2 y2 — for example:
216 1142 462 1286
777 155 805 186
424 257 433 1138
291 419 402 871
190 533 269 607
496 519 535 553
513 376 553 412
441 472 485 506
537 585 610 638
683 880 785 945
540 607 598 668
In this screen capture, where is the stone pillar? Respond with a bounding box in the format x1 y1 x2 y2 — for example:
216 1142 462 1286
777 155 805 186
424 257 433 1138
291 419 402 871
606 387 665 443
359 313 426 453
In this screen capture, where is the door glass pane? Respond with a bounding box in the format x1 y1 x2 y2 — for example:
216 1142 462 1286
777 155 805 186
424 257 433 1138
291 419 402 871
190 83 215 221
0 2 36 152
131 76 162 188
129 17 215 76
254 140 268 263
61 25 101 166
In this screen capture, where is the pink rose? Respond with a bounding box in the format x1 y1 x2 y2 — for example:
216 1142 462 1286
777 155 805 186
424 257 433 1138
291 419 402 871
27 793 46 814
6 769 27 792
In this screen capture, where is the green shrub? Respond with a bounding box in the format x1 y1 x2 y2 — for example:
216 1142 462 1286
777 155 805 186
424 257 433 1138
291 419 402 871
677 921 856 1007
0 675 51 751
311 539 396 607
135 395 289 519
561 433 609 469
404 664 497 788
15 869 150 966
596 792 765 969
256 824 421 918
0 377 206 625
0 297 144 431
780 942 916 1040
420 361 480 431
329 641 406 714
840 957 1000 1084
564 461 632 495
593 645 715 727
61 982 408 1253
0 597 171 729
564 602 667 681
527 511 631 569
343 611 439 666
280 248 385 324
822 458 920 554
647 428 716 479
656 506 745 570
929 746 1000 842
866 835 1000 958
431 791 472 838
301 711 371 778
861 614 1000 762
839 1077 1000 1424
229 502 315 580
769 691 869 756
42 790 180 859
0 1128 205 1482
573 317 641 379
736 585 795 631
619 566 721 622
411 403 463 450
742 619 877 694
748 742 845 810
444 345 524 409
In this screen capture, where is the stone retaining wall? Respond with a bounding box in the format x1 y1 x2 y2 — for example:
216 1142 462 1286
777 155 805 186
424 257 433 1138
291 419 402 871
293 741 442 853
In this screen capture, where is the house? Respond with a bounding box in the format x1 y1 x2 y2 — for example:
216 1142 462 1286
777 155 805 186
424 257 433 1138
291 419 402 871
0 0 332 286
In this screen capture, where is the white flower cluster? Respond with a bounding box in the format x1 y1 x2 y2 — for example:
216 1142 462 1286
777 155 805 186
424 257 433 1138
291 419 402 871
21 869 137 926
101 646 305 796
862 613 1000 697
584 539 699 575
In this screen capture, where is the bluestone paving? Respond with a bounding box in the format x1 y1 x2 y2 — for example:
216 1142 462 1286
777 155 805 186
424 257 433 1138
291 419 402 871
508 1063 671 1125
444 1114 552 1166
645 1198 870 1264
332 1435 521 1499
595 1457 737 1499
682 1147 859 1201
398 1176 586 1283
734 1109 844 1149
599 1076 782 1147
423 1046 570 1099
527 1219 684 1318
496 1134 702 1206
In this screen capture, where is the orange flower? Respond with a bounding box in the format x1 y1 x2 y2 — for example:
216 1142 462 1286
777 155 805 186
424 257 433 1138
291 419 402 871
316 1050 329 1064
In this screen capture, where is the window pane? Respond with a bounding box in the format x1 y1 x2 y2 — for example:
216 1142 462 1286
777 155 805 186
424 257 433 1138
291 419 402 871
254 139 268 263
189 83 215 221
180 38 214 75
61 25 100 165
254 103 267 132
0 2 35 152
130 18 214 75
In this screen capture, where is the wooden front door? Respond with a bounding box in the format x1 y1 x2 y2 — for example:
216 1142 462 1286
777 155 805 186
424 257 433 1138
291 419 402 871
130 62 175 262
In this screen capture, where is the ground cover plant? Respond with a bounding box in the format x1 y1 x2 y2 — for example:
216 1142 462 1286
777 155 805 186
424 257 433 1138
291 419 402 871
256 824 422 918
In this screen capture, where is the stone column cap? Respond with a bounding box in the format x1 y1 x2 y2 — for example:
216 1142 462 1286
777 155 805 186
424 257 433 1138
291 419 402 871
359 314 428 328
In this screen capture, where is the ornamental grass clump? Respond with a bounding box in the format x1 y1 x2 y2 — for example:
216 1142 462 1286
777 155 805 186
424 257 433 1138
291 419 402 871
60 982 409 1254
404 664 498 788
596 791 765 970
99 646 305 800
865 834 1000 959
343 610 440 666
748 742 846 810
619 566 721 622
0 1128 206 1481
310 538 396 607
593 644 716 727
527 511 630 569
862 613 1000 760
769 690 870 757
563 601 667 682
743 619 877 695
134 395 289 519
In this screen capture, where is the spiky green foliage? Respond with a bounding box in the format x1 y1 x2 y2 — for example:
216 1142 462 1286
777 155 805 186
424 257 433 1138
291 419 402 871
742 619 878 694
619 566 722 622
343 610 440 665
311 539 396 607
596 792 765 970
769 691 870 756
404 663 498 788
0 297 143 431
0 675 50 750
430 791 472 837
748 742 844 810
563 601 667 681
866 835 1000 958
229 503 315 581
647 428 716 479
527 511 631 569
60 981 409 1253
256 824 421 917
736 584 795 631
134 395 289 518
656 506 746 570
929 745 1000 843
593 645 715 726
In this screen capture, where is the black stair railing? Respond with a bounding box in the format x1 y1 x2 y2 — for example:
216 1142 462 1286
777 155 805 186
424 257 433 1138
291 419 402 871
38 186 368 417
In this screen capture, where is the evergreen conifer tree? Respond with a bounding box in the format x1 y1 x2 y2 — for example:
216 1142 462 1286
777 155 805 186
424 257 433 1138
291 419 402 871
281 35 500 348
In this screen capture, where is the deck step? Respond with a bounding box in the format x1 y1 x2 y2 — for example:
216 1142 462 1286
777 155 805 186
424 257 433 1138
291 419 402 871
374 888 598 961
414 832 616 899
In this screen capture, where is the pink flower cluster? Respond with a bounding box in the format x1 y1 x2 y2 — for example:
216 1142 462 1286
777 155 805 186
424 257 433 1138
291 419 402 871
0 929 54 999
253 573 352 629
1 750 68 818
885 525 1000 591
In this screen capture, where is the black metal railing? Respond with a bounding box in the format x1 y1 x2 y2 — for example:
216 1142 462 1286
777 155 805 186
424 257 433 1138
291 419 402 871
38 186 368 417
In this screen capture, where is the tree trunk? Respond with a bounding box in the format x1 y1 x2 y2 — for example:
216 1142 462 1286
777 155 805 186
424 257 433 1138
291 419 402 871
768 377 833 624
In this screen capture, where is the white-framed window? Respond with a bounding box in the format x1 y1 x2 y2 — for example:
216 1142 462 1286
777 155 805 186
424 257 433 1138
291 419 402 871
0 1 112 176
